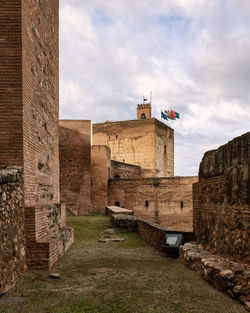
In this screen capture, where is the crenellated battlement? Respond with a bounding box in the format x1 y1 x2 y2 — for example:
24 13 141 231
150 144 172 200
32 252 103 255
137 103 151 109
137 103 151 119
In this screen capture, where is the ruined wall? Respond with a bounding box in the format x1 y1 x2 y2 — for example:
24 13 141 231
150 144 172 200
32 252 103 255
111 160 141 178
0 168 26 295
92 118 174 177
59 120 92 215
194 132 250 264
91 145 111 213
108 176 197 231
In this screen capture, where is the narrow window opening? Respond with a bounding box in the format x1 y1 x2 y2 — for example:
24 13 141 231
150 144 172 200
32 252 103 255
164 145 166 154
141 113 146 119
115 201 120 207
181 201 184 209
116 135 118 139
145 200 149 207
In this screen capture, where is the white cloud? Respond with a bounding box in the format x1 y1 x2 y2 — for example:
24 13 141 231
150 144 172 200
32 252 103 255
59 0 250 176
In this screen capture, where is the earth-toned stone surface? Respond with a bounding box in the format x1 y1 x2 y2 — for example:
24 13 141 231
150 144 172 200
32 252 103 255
111 214 138 231
193 132 250 264
0 168 26 295
179 242 250 310
99 234 126 242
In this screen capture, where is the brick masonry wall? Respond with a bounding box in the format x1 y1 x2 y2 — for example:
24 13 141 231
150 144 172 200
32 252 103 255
91 145 111 213
0 1 23 168
0 168 26 295
93 118 174 178
22 0 60 208
194 132 250 264
111 160 141 178
59 120 92 215
21 0 73 270
108 176 198 231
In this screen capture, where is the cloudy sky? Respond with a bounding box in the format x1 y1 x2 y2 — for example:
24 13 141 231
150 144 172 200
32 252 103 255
59 0 250 176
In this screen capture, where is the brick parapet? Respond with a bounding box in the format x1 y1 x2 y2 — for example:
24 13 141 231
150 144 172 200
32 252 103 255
137 219 194 252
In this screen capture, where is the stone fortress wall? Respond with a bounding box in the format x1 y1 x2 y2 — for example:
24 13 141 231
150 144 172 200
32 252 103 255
108 176 197 232
61 110 195 231
1 0 248 301
193 132 250 263
92 118 174 178
110 160 141 179
91 145 111 213
59 120 92 215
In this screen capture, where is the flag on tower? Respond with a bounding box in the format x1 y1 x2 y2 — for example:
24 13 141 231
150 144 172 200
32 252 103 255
164 109 180 120
161 111 168 120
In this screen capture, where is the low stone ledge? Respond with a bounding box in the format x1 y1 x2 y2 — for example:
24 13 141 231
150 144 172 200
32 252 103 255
111 214 138 231
179 242 250 310
137 218 194 252
0 167 22 184
105 206 134 216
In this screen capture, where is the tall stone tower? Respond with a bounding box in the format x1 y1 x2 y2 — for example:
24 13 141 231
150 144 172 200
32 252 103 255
137 103 151 119
0 0 73 283
93 102 174 177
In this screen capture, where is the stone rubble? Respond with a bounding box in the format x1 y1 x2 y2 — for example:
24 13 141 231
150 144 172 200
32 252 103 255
179 242 250 311
104 228 128 234
99 235 126 243
111 214 138 231
48 273 61 279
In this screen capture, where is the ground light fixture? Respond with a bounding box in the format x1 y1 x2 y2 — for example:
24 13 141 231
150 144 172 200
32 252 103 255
161 233 183 257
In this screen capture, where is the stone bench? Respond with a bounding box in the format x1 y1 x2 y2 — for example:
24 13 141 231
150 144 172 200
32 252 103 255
105 206 134 216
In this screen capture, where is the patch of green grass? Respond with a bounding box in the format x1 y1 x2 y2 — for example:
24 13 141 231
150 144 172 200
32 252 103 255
66 214 110 243
1 214 246 313
111 232 149 249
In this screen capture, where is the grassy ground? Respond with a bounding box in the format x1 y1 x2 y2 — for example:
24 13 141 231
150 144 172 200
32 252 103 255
0 214 246 313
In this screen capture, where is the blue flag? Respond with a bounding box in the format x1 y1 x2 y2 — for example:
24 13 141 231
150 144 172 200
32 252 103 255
161 111 168 120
